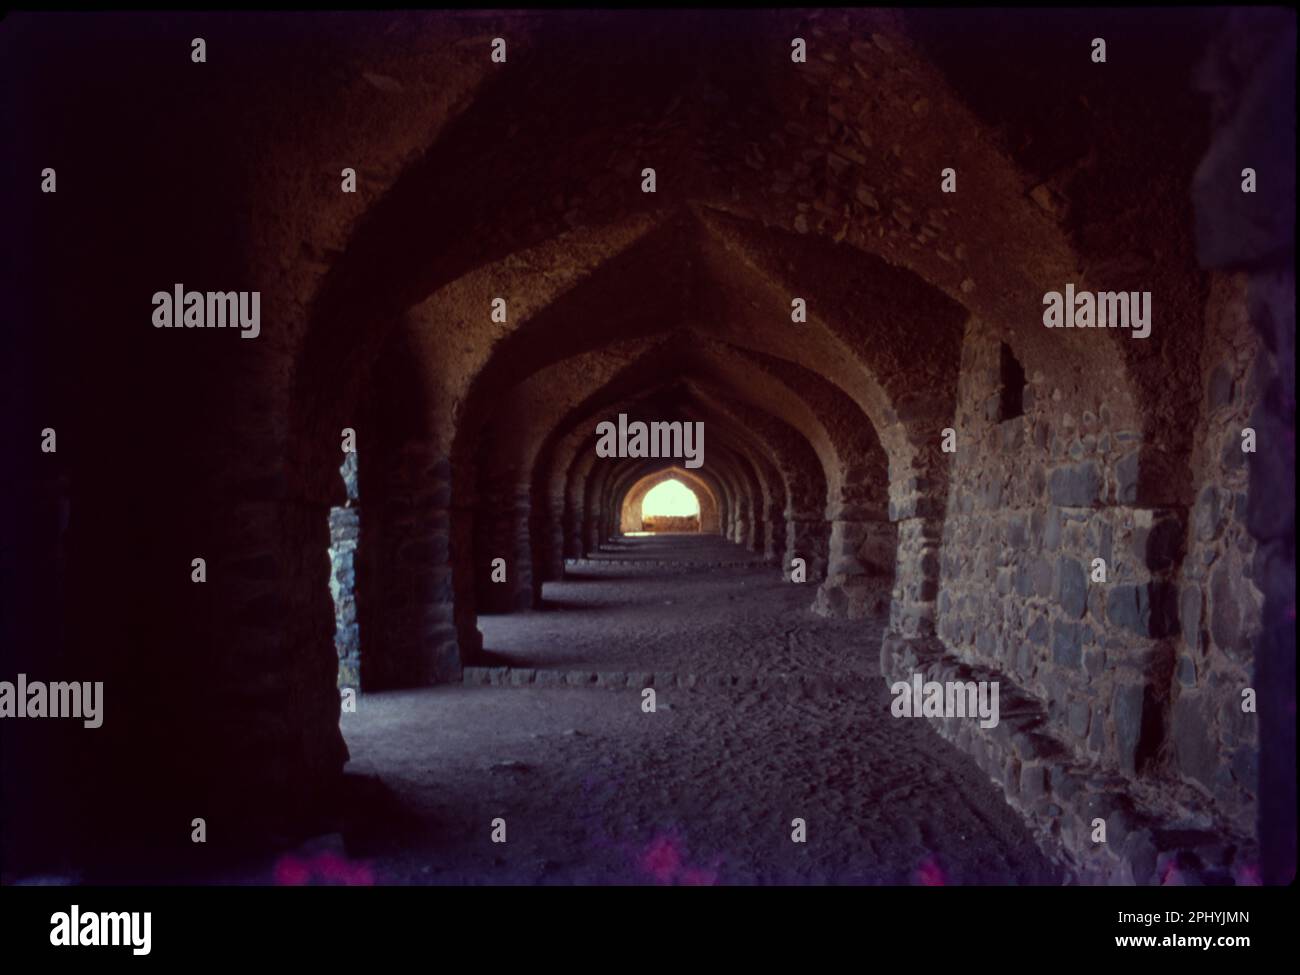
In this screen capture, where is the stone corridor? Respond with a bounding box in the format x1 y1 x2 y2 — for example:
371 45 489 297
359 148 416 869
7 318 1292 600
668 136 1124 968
3 8 1294 887
475 534 871 679
337 535 1060 885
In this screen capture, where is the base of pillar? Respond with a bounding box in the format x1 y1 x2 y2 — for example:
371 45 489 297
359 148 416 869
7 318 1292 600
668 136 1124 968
812 575 891 618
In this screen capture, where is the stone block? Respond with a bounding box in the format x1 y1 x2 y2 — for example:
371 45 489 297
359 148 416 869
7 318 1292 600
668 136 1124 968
1179 584 1203 652
1113 681 1159 773
1057 556 1087 619
1194 486 1226 542
1209 564 1247 659
1125 829 1159 885
534 669 564 688
1027 616 1049 646
1067 697 1091 739
1020 763 1048 802
1084 648 1106 679
1049 462 1102 507
1051 621 1083 669
1106 583 1178 638
1115 452 1140 504
1172 692 1218 791
1044 508 1062 550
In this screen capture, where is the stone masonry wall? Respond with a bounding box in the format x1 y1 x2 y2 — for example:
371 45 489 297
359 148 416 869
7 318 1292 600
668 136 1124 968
911 322 1264 881
328 505 360 689
937 331 1182 776
1189 6 1296 884
1168 273 1263 836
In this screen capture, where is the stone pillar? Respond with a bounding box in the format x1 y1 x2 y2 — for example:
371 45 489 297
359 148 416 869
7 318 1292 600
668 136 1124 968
814 515 895 618
563 491 584 558
533 496 567 600
889 516 941 638
732 508 749 546
475 478 532 613
363 449 461 687
1190 8 1296 884
785 512 829 581
764 499 785 562
327 505 360 687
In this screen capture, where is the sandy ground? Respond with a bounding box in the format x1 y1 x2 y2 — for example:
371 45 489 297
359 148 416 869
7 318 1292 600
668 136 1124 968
318 535 1061 885
477 534 879 678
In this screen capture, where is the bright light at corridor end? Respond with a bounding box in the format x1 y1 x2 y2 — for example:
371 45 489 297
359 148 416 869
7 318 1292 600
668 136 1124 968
642 478 700 519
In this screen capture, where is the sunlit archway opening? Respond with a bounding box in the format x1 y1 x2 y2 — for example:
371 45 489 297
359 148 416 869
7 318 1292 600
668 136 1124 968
641 478 700 533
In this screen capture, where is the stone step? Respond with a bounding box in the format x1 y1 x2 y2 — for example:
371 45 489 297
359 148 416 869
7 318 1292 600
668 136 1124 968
462 665 875 696
878 630 1257 885
564 557 773 569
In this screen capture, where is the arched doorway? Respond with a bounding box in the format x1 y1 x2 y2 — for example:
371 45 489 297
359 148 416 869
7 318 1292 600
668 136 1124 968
619 467 721 535
640 478 700 533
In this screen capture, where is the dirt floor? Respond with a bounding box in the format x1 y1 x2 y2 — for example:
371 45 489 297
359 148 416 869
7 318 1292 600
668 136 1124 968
280 535 1063 885
477 533 879 678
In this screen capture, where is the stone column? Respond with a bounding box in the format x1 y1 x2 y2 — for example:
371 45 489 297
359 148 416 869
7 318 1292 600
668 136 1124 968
475 478 532 613
814 513 895 618
363 449 461 687
763 499 785 561
889 515 941 639
327 505 361 687
1190 7 1296 883
784 512 829 581
533 496 567 600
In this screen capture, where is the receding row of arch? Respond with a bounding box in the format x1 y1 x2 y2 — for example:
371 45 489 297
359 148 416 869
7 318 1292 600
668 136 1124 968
10 9 1271 875
296 99 1167 694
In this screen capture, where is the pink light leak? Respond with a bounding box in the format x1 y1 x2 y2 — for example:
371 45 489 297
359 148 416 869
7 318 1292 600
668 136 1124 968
1234 863 1263 886
274 850 375 886
639 836 682 884
636 834 721 885
679 866 720 886
914 855 947 886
